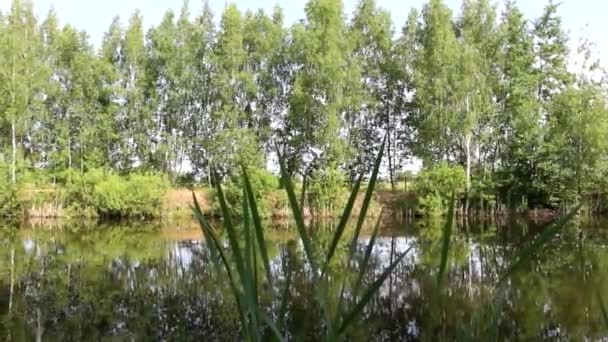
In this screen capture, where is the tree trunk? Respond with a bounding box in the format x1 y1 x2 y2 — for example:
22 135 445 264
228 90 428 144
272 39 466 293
300 171 308 218
10 30 17 185
464 95 472 216
465 134 471 216
9 248 14 313
68 139 72 170
11 120 17 184
208 163 212 187
385 103 395 190
36 308 43 342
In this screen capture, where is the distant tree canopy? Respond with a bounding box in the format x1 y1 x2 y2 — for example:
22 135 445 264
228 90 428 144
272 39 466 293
0 0 607 210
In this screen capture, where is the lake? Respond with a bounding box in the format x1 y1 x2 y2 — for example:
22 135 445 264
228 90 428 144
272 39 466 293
1 217 607 340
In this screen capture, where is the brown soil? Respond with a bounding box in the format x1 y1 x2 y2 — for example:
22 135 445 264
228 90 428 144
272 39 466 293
373 190 416 214
526 208 558 223
160 224 203 241
164 188 213 215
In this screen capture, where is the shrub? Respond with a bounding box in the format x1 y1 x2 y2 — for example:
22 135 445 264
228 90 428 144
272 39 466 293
0 164 21 218
93 173 170 219
213 168 279 218
308 167 347 215
65 169 105 204
62 170 169 219
0 184 21 218
415 162 465 216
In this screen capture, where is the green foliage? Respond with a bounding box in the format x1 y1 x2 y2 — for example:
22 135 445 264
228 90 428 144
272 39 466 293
545 85 608 205
213 168 279 218
286 0 355 170
0 169 21 218
61 170 169 219
194 138 409 340
92 173 169 219
415 163 465 216
308 167 347 214
0 0 606 216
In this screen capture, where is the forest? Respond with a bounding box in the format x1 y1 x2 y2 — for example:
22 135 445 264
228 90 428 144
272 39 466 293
1 0 607 218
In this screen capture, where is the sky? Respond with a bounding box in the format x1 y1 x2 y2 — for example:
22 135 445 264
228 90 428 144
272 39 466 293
0 0 605 64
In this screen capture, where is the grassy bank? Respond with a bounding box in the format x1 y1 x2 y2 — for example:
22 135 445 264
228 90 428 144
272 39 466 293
1 181 571 224
1 164 582 223
2 177 384 222
3 170 170 220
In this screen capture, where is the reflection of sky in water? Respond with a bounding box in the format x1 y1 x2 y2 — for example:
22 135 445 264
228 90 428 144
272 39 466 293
170 242 197 269
166 237 422 281
4 223 608 340
23 239 35 254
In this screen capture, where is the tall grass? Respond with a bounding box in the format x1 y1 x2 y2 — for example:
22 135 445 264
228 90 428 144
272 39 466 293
600 292 608 329
194 136 583 340
193 138 412 340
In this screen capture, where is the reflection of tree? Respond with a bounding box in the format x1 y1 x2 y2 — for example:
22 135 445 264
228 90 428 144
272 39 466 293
417 218 472 272
1 218 607 339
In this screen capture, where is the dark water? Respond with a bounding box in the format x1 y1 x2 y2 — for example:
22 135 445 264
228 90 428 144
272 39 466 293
0 217 607 341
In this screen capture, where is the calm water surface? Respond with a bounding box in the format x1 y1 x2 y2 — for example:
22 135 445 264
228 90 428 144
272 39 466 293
1 218 607 340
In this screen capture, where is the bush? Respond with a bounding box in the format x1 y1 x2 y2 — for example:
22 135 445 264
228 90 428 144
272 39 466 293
65 168 105 203
213 168 279 218
63 170 169 219
415 162 465 216
308 168 347 215
0 184 21 218
92 173 170 219
0 164 21 218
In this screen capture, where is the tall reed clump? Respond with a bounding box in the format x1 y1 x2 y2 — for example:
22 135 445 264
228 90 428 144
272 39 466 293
194 135 583 340
193 138 411 341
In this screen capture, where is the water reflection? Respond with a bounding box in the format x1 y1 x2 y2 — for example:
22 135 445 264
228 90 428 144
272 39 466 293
0 218 607 340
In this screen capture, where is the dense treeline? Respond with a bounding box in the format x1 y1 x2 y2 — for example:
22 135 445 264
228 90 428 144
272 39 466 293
1 0 607 214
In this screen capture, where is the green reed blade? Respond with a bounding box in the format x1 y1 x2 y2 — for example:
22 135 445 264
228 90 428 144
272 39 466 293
599 291 608 328
212 168 247 287
349 136 385 258
242 165 273 286
353 208 383 296
277 260 292 332
191 192 220 265
242 185 259 331
500 205 580 283
192 193 248 333
261 312 285 342
276 146 316 274
323 173 363 275
338 249 409 335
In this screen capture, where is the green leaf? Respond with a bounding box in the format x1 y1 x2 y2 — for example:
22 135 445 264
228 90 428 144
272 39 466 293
277 261 292 332
338 248 410 335
353 208 383 296
599 291 608 329
242 165 273 286
500 205 580 283
191 192 220 265
276 146 317 274
212 168 247 286
241 185 259 330
191 193 248 331
349 136 385 258
260 312 285 342
322 172 363 276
